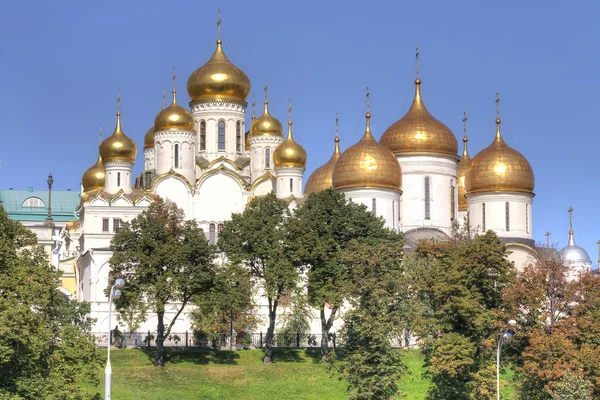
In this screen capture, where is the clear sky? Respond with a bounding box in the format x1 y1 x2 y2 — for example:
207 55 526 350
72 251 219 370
1 0 598 261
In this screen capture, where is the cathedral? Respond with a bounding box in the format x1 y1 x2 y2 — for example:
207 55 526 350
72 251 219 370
56 23 594 334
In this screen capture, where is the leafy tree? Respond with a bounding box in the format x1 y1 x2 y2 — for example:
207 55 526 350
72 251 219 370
287 188 395 358
0 206 102 399
547 372 593 400
109 198 216 366
115 290 148 340
277 292 314 347
218 193 299 364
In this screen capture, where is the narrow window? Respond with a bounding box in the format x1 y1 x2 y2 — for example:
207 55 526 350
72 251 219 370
424 177 431 220
209 223 216 245
174 144 179 168
505 202 510 231
526 204 529 233
450 183 456 220
265 149 271 169
482 203 486 232
200 121 206 151
117 172 121 187
113 218 120 231
372 198 377 216
289 179 293 193
236 121 241 153
218 121 226 151
102 218 109 232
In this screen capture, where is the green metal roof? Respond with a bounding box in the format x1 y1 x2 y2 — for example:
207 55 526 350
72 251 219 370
0 189 80 222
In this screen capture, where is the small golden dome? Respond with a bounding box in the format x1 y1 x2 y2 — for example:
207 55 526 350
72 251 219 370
304 136 341 194
273 122 307 169
154 90 194 132
187 40 251 103
457 136 471 211
332 113 401 191
244 115 255 151
465 119 534 194
100 113 137 163
82 153 105 191
144 126 155 149
250 101 283 138
380 79 458 157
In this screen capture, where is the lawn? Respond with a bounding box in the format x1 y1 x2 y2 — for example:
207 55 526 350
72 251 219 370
91 348 516 399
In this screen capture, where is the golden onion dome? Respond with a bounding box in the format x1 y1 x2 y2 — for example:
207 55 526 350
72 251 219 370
154 90 194 132
304 135 341 194
250 101 283 138
144 126 155 150
332 113 401 191
380 79 458 157
465 118 534 194
187 40 251 102
273 122 307 169
81 153 105 192
100 112 137 163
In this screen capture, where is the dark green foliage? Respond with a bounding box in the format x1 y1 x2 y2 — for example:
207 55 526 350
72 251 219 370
0 206 102 399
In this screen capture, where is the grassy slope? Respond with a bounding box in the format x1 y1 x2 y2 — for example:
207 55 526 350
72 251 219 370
96 349 515 399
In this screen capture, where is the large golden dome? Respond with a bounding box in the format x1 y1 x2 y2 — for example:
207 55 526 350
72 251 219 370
154 90 194 132
332 113 401 191
380 79 458 157
144 126 155 149
187 40 251 103
250 101 283 138
100 113 137 163
82 153 105 192
273 122 307 169
465 119 534 194
304 135 341 194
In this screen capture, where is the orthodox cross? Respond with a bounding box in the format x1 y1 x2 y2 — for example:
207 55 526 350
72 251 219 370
117 89 121 114
162 89 166 109
264 79 268 102
366 86 370 113
495 92 500 119
335 111 339 138
545 231 551 248
415 45 420 78
251 93 256 119
217 9 221 40
172 67 177 91
288 99 292 123
568 206 574 233
463 111 468 139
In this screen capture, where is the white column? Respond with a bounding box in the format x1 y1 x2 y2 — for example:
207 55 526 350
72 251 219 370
275 167 305 199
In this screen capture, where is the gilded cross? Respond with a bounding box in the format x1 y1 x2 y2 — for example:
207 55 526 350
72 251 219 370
264 79 268 102
495 92 500 119
251 93 256 118
172 67 177 91
415 45 420 78
288 99 292 123
568 207 574 233
117 89 121 114
217 9 221 40
545 231 551 248
463 111 468 139
335 111 339 138
366 86 370 113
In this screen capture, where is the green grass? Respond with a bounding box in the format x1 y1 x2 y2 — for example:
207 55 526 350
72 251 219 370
93 349 516 399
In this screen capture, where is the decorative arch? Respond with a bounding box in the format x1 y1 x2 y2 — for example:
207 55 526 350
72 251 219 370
196 165 246 191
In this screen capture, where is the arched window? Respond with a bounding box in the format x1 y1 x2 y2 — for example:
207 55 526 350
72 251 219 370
174 144 179 168
505 202 510 231
424 177 431 220
200 121 206 151
482 203 486 232
209 224 216 245
372 198 377 216
117 172 121 187
526 204 529 233
236 121 242 153
22 197 45 207
265 149 271 169
289 179 293 193
450 182 456 220
218 121 226 151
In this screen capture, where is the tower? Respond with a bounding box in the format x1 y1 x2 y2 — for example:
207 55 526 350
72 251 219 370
273 102 307 199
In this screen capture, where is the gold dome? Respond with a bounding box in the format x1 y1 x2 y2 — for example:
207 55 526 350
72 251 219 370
304 136 341 194
154 90 194 132
273 122 307 169
380 79 458 157
100 112 137 163
144 126 155 149
465 119 534 194
187 40 251 102
332 113 401 191
244 115 255 151
82 153 105 192
250 101 283 138
457 113 471 211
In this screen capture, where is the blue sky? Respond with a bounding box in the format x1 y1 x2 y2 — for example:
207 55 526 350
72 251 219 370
1 0 598 261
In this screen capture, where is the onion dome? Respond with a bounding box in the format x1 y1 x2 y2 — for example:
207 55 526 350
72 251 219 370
273 121 307 169
82 153 105 191
250 101 283 138
304 135 341 194
465 118 534 194
187 40 251 102
154 90 194 132
456 113 471 211
559 209 592 265
144 127 155 150
380 78 458 157
100 112 137 163
332 113 401 191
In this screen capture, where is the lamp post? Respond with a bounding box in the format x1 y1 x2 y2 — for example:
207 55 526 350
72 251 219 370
496 319 516 400
105 278 125 400
44 173 54 226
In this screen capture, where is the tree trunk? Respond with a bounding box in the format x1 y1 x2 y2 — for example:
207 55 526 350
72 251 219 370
264 298 278 364
320 305 338 360
155 311 165 367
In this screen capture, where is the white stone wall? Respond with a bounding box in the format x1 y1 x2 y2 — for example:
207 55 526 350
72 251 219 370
275 167 305 199
154 129 197 184
341 188 401 232
103 161 133 194
250 136 283 183
467 192 533 240
144 148 155 171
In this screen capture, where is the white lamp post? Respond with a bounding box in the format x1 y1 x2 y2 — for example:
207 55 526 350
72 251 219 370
105 278 125 400
496 319 516 400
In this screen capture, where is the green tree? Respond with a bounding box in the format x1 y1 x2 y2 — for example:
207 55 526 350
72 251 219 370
218 193 299 364
115 290 148 340
0 207 102 399
287 188 395 358
277 292 314 347
109 198 215 366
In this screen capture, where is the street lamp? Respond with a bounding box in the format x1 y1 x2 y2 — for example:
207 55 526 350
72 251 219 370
105 278 125 400
44 173 54 226
496 319 516 400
